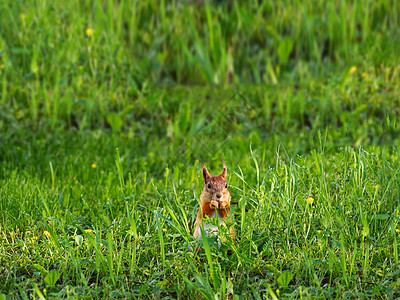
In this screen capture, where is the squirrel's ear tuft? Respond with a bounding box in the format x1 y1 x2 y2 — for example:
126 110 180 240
202 165 211 183
221 156 227 179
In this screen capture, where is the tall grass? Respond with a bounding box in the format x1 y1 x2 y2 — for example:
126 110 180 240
1 0 399 87
1 0 399 135
2 142 400 298
1 0 400 298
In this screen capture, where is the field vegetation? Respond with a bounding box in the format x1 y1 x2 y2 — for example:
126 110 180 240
1 0 400 298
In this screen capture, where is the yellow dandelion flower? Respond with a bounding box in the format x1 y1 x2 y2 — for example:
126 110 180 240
43 231 51 238
349 66 357 75
396 229 399 233
317 230 322 234
162 228 167 233
91 163 97 169
43 289 47 295
375 184 380 190
276 289 280 296
84 229 93 234
306 197 314 204
20 14 27 21
86 28 94 37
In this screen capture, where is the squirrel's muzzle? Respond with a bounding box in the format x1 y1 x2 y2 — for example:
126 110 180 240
212 192 224 201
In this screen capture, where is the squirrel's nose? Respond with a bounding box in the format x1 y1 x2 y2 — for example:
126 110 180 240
216 193 222 199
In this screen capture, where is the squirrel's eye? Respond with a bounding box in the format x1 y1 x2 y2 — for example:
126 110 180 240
225 184 228 188
207 183 211 189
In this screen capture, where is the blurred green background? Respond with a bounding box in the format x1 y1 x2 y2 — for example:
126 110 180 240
1 0 399 132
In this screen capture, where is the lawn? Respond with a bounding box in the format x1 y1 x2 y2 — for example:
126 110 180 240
1 0 400 298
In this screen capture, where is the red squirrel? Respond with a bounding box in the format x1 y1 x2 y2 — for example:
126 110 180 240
193 158 235 239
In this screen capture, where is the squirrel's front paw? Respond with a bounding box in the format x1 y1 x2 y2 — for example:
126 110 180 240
219 200 230 209
210 200 219 210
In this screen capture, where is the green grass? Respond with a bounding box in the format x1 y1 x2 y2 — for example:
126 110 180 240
1 0 400 298
2 135 400 298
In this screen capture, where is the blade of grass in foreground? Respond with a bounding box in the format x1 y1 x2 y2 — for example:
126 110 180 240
391 222 398 265
33 283 46 300
37 186 51 217
155 211 166 267
107 231 116 285
126 203 138 272
115 148 125 193
200 226 220 289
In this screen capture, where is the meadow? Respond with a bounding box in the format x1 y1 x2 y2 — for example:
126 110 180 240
1 0 400 298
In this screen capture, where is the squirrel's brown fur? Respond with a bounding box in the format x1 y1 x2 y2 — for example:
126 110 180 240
193 158 235 238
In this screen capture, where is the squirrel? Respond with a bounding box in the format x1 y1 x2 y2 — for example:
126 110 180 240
193 158 235 239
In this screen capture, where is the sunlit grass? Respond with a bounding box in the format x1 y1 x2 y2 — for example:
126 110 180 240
1 0 400 298
2 138 400 298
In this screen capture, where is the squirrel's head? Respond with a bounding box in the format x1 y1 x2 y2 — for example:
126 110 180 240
202 157 229 201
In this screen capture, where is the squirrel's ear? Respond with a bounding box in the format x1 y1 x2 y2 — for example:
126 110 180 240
202 165 211 183
221 156 227 179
